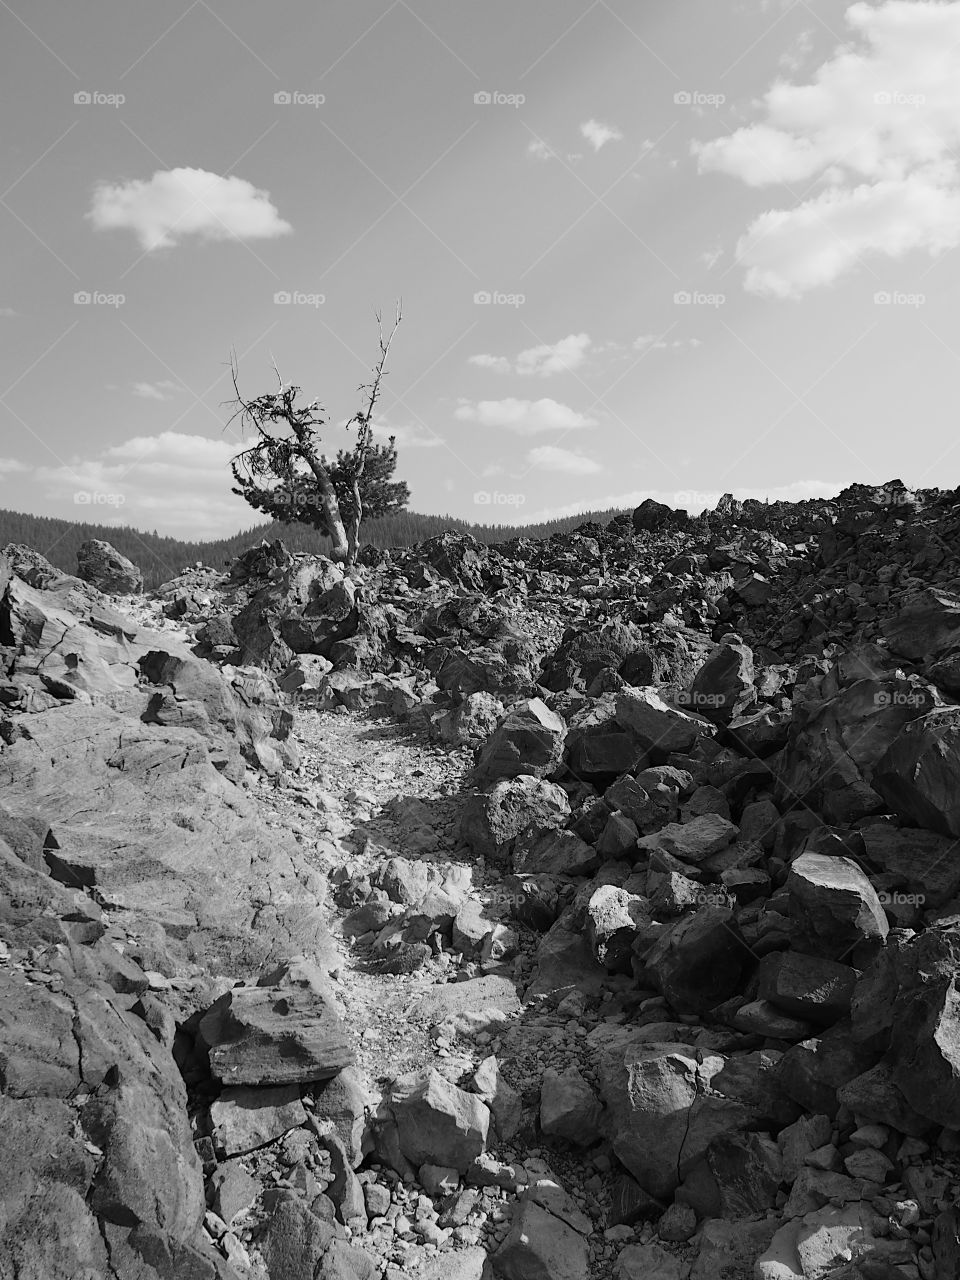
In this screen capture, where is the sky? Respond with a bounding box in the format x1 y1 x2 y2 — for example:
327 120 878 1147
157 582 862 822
3 0 960 539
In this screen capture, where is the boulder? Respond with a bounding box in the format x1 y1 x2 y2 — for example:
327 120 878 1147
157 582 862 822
492 1198 589 1280
586 885 647 973
389 1069 491 1172
76 538 143 594
460 776 569 859
210 1084 307 1158
639 814 739 865
539 1067 602 1146
643 907 750 1014
615 687 715 755
786 852 888 958
688 636 756 723
757 951 856 1026
887 926 960 1128
198 958 354 1086
474 698 566 783
632 498 673 533
874 707 960 836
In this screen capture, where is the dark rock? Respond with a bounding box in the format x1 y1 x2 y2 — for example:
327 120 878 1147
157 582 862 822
76 538 143 594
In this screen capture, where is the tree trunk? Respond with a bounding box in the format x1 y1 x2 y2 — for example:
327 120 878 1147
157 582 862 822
345 477 363 567
304 455 349 561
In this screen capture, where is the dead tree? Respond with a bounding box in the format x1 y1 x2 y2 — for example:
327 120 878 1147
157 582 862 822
228 303 402 566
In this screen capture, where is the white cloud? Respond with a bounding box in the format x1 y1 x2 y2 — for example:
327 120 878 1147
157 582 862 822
454 397 598 433
527 138 555 161
35 431 255 539
132 379 184 401
517 332 591 377
527 445 602 475
0 457 30 476
370 419 443 449
0 307 17 318
468 353 512 373
695 0 960 296
88 167 292 251
468 333 592 378
580 119 623 152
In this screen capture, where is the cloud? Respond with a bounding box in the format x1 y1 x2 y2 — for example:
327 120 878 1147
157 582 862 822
527 445 602 475
35 431 256 539
0 457 30 476
370 419 443 449
468 353 512 373
695 0 960 296
0 307 17 318
131 379 184 401
454 398 598 433
527 138 555 161
87 167 292 251
468 334 592 378
580 119 623 152
699 247 724 270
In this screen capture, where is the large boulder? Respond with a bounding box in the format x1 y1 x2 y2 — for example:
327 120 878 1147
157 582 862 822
887 926 960 1128
388 1069 491 1173
198 958 354 1086
687 635 756 723
642 907 749 1013
76 538 143 594
615 686 716 756
632 498 673 533
474 698 566 783
460 776 569 859
874 707 960 836
786 851 888 959
597 1034 795 1198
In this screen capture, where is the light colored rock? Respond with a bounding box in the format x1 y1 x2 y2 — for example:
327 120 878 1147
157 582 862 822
210 1084 307 1156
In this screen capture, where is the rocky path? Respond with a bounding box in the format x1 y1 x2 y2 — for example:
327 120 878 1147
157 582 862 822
238 704 637 1280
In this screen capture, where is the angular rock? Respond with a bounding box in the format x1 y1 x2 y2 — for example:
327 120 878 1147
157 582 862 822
76 538 143 594
492 1198 588 1280
639 814 738 865
210 1084 307 1157
389 1069 490 1173
474 698 566 783
786 851 888 958
539 1066 602 1146
874 707 960 837
688 635 756 723
643 906 750 1014
615 686 716 755
586 885 647 973
757 950 856 1026
460 776 569 859
198 958 354 1086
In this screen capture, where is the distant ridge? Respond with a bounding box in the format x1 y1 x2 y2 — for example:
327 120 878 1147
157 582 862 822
0 505 628 590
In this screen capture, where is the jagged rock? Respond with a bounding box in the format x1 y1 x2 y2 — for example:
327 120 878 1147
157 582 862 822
642 907 750 1014
586 885 648 973
758 951 856 1026
705 1131 781 1217
639 814 739 864
210 1084 307 1157
198 958 353 1086
258 1192 376 1280
614 1242 686 1280
491 1197 589 1280
76 538 143 594
512 827 598 877
776 1024 876 1117
388 1069 491 1172
434 691 505 746
310 1066 369 1168
690 1218 778 1280
615 686 716 755
688 635 756 723
597 1034 796 1198
874 707 960 836
632 498 673 533
539 1066 602 1146
859 822 960 906
470 1056 521 1141
786 852 888 958
474 697 566 783
460 776 570 859
886 926 960 1128
778 1113 833 1183
836 1062 935 1137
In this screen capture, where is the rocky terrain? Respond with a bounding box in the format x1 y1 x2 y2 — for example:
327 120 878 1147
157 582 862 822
4 480 960 1279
